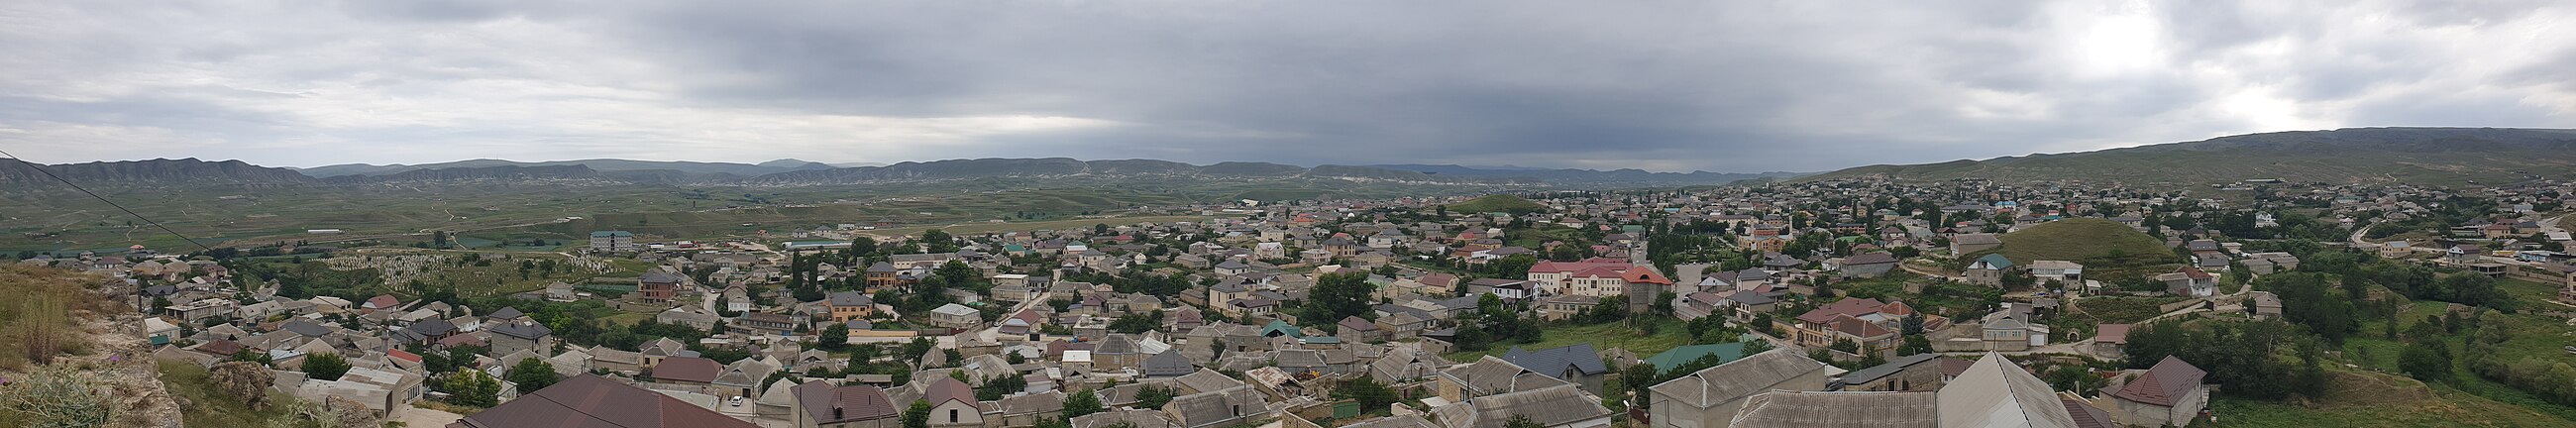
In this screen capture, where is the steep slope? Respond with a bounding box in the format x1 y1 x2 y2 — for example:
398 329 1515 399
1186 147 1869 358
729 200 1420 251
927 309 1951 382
0 158 320 185
1803 127 2576 186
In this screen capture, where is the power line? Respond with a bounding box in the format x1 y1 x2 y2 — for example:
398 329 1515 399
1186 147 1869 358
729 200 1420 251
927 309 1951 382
0 149 217 253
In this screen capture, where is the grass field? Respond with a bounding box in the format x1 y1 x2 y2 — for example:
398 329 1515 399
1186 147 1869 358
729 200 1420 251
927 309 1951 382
4 176 1497 256
159 361 317 428
2499 278 2567 308
2331 300 2576 423
1443 318 1696 363
855 215 1223 239
2210 369 2568 427
1448 194 1546 214
2066 296 2188 325
1966 218 2178 277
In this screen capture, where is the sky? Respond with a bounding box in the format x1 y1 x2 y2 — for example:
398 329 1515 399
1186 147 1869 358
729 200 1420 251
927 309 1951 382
4 1 2575 173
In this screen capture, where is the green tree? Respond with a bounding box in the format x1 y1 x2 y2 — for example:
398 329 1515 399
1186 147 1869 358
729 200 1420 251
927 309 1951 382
1336 377 1399 412
903 399 934 428
2400 341 2454 382
1134 384 1178 409
444 370 502 407
1063 388 1104 419
1300 272 1377 325
506 358 561 394
818 324 850 351
302 352 353 381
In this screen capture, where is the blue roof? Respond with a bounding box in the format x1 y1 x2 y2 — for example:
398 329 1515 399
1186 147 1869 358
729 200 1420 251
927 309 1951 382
1499 344 1610 377
1976 254 2014 268
1260 320 1303 338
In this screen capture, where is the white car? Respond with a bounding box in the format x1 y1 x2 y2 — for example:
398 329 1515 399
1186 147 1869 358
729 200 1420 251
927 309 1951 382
730 396 745 406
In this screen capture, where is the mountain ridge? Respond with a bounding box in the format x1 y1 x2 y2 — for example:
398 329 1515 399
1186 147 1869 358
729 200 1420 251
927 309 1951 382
1801 127 2576 186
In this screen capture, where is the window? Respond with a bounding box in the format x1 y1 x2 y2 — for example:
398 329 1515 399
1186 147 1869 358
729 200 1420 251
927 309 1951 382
950 409 959 422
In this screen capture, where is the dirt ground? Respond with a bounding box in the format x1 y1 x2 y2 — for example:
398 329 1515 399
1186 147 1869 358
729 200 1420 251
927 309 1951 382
392 405 465 427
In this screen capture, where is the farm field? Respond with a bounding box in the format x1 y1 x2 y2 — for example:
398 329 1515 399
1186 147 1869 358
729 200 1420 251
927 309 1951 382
1443 318 1697 363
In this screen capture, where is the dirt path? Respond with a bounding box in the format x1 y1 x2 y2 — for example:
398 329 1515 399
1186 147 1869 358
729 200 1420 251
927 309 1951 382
393 405 465 427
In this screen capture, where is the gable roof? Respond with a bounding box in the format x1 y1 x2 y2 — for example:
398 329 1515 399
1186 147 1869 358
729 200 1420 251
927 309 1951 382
1728 390 1938 428
454 374 754 428
797 381 900 423
2108 357 2206 407
1936 353 2077 428
1497 344 1609 377
1427 384 1611 428
1797 298 1887 324
651 357 722 383
1649 349 1828 409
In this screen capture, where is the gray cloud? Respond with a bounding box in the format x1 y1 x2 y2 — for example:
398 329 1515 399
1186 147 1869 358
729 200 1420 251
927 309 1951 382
2 0 2573 172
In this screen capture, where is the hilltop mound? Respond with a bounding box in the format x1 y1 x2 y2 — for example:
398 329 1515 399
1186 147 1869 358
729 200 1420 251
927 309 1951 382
1448 194 1547 214
1966 218 2175 272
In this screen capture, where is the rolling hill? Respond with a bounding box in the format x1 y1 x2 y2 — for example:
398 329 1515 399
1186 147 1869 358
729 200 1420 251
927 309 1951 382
1803 127 2576 187
1963 218 2177 274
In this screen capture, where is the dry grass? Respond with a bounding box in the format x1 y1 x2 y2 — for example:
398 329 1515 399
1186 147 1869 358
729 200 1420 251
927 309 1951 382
0 265 112 370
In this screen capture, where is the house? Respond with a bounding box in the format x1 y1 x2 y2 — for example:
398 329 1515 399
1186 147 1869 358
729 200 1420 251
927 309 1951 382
648 356 724 395
484 321 554 358
1725 389 1935 428
288 365 424 418
2028 260 2083 285
1464 278 1534 301
923 376 988 428
2154 268 2217 297
1830 354 1947 392
827 291 876 322
2093 324 2132 357
1337 316 1384 343
639 270 686 303
1646 349 1831 428
1933 352 2079 428
1836 253 1900 278
739 312 802 335
1536 294 1596 321
1497 344 1612 395
1425 384 1613 428
1165 385 1269 428
1783 298 1941 357
1437 356 1569 403
997 390 1069 427
792 381 900 428
450 374 754 428
923 303 982 329
1621 267 1676 315
2105 357 2209 428
2246 291 2284 319
1950 233 2001 255
1965 254 2012 287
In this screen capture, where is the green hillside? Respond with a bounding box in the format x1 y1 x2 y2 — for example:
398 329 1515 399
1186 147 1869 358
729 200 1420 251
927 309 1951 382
1802 127 2576 187
1449 194 1547 214
1965 218 2177 274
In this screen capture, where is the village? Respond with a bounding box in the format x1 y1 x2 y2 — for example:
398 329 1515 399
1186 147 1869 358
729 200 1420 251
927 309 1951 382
25 175 2576 428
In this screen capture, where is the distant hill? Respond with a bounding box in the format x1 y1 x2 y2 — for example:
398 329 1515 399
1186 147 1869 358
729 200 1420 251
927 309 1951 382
740 158 1532 185
0 158 319 185
293 158 835 178
1802 127 2576 186
1964 218 2177 275
1369 163 1809 187
1448 194 1548 214
323 164 605 184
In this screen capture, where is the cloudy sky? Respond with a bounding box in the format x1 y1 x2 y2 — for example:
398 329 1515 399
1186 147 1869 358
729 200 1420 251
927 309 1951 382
4 1 2574 172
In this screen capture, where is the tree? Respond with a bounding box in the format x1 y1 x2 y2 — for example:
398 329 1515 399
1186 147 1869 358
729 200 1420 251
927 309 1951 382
1134 384 1179 409
1063 389 1104 419
210 361 278 410
1337 376 1399 411
903 399 934 428
819 324 850 351
444 370 503 407
506 358 562 394
2400 341 2454 382
1504 414 1545 428
303 352 353 381
1301 272 1376 325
